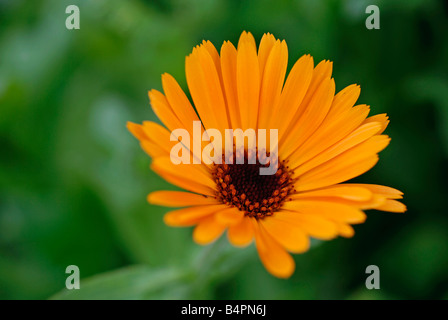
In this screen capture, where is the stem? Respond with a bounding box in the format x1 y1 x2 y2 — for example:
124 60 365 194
189 236 254 298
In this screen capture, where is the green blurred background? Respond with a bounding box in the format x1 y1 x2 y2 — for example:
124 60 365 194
1 0 447 300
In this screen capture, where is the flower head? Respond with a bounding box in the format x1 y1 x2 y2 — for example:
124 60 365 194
128 31 406 278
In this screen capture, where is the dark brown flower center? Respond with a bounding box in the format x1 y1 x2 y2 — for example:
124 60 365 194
212 149 295 219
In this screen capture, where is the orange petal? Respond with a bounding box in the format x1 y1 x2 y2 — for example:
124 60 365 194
260 216 310 253
148 191 218 207
363 113 389 134
227 217 254 247
258 39 288 130
375 199 407 213
291 185 373 202
335 222 355 238
161 73 201 129
295 134 390 190
128 121 178 159
141 121 176 157
186 47 227 133
304 194 386 211
345 184 403 199
257 33 276 76
280 60 333 142
141 121 172 142
323 84 361 125
286 59 333 129
252 219 295 278
281 77 335 158
164 204 225 226
288 104 370 169
140 140 169 158
298 155 379 192
273 210 338 240
193 215 227 245
195 45 229 132
142 119 204 165
303 60 333 104
220 41 241 128
127 122 147 141
215 206 245 225
293 121 383 174
283 200 367 224
273 54 314 139
148 89 183 132
151 157 215 196
237 32 260 131
237 31 256 50
202 40 222 80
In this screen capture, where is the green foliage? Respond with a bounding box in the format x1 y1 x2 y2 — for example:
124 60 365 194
51 266 190 300
0 0 447 299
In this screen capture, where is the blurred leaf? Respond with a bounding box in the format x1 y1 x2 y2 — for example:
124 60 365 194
50 265 189 300
371 220 448 298
347 286 399 300
405 75 448 155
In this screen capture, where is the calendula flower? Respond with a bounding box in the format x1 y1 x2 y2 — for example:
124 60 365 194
127 31 406 278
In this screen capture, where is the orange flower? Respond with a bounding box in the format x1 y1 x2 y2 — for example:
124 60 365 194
127 31 406 278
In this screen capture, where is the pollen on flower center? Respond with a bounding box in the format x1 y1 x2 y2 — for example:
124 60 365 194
212 148 295 219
